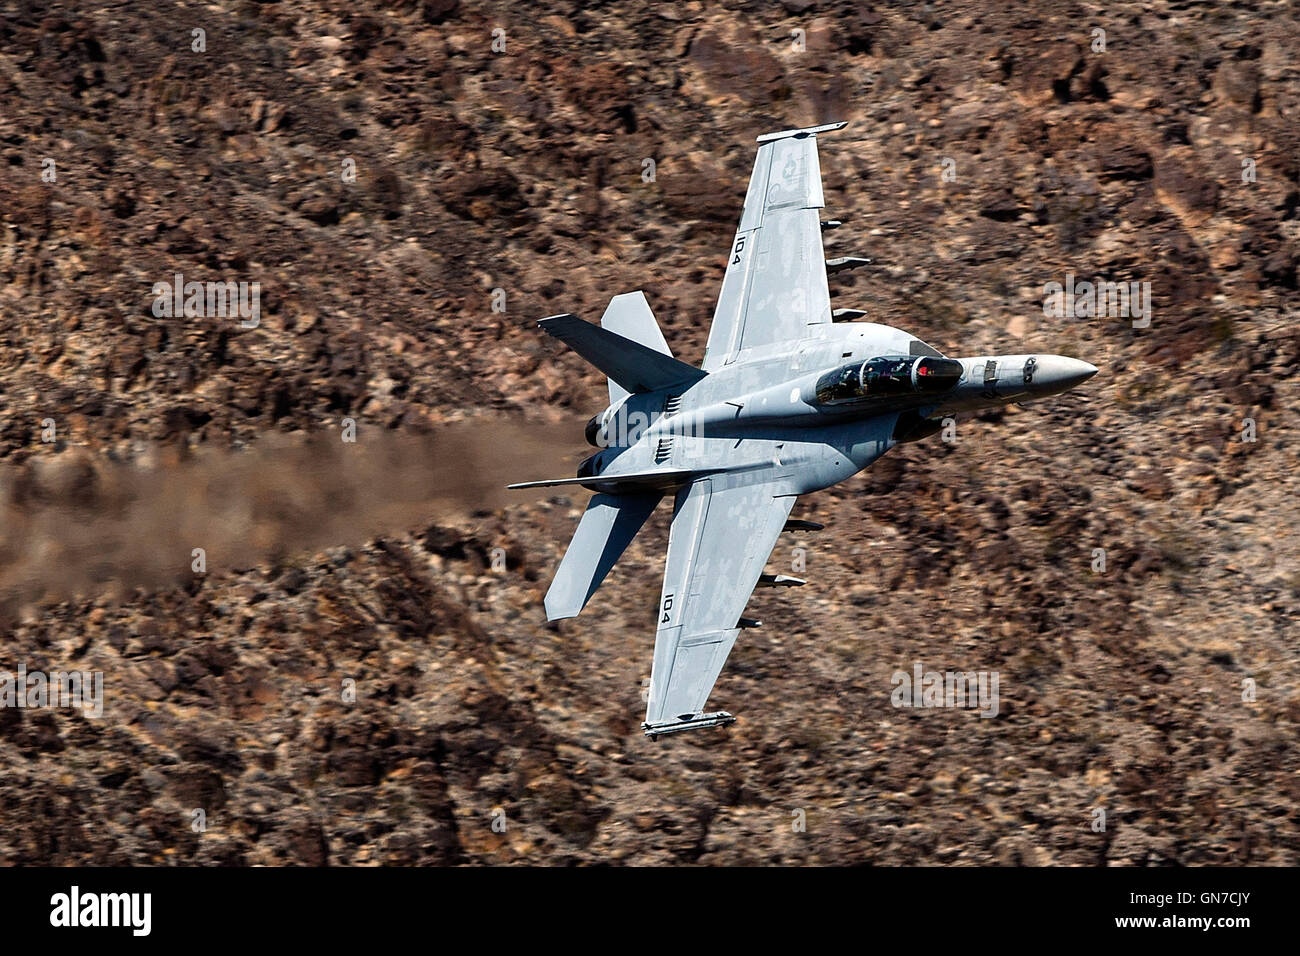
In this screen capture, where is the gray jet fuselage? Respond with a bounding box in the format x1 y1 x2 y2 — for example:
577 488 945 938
519 121 1100 736
580 321 1097 499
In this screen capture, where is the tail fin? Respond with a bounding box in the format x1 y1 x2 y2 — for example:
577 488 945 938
600 292 682 404
600 293 671 399
544 492 662 621
539 295 705 403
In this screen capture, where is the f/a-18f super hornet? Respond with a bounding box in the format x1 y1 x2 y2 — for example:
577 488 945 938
510 122 1096 738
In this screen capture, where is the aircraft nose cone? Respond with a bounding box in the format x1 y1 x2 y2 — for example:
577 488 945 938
1063 358 1099 386
1028 356 1098 395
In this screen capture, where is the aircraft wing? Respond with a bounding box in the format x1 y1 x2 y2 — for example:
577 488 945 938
644 476 796 736
702 122 845 370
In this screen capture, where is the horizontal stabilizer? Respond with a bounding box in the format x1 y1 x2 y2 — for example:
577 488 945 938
832 308 867 322
539 314 706 397
545 492 660 621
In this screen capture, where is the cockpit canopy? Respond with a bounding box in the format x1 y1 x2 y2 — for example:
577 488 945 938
815 355 963 405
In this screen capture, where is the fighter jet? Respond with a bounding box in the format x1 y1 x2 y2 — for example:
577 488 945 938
510 122 1097 737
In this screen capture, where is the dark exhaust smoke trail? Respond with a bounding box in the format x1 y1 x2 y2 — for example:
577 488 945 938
0 419 586 616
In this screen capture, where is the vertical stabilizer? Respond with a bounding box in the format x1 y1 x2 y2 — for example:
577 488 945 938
600 292 672 404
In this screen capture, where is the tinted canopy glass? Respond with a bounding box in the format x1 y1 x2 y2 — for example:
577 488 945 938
815 356 913 404
814 355 963 405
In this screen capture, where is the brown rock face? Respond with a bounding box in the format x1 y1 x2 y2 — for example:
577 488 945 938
0 1 1296 866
